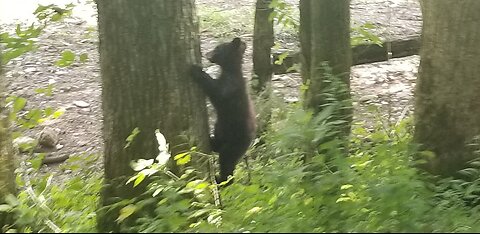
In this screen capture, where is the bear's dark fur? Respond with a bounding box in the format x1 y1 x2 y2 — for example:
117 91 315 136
190 37 256 185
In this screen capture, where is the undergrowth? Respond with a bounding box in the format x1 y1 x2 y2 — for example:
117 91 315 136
4 101 480 232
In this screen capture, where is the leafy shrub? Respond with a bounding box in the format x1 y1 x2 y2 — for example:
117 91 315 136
3 154 101 233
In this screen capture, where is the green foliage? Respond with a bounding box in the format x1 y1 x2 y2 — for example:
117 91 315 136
110 130 221 232
0 4 74 64
111 105 480 232
34 84 54 97
269 0 298 30
124 127 140 149
55 50 89 67
33 4 74 22
351 22 383 47
6 96 64 131
0 24 42 64
3 154 101 233
3 106 480 232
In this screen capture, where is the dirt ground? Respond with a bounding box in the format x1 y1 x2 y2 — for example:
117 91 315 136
1 0 422 179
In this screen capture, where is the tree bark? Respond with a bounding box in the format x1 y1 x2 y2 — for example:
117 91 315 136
301 0 352 137
96 0 209 231
252 0 274 94
252 0 275 136
415 0 480 177
0 46 16 231
299 0 312 85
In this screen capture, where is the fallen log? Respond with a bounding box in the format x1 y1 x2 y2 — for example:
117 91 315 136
272 36 421 74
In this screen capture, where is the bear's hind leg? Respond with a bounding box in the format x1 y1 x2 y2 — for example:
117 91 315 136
216 151 239 186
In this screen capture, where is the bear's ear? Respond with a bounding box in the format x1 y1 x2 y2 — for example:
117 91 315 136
232 37 246 53
232 37 242 46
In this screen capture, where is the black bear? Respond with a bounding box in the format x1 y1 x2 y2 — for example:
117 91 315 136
190 37 256 185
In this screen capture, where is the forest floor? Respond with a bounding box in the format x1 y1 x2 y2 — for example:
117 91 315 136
1 0 422 181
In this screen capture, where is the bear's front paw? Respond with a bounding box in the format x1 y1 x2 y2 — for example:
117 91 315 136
190 65 204 79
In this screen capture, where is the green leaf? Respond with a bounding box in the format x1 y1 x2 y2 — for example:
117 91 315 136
35 84 54 96
0 204 12 212
133 172 146 187
336 197 351 203
304 197 313 206
52 108 65 118
4 194 19 207
245 207 262 218
29 153 46 171
79 53 88 63
174 152 191 165
340 184 353 190
116 205 137 223
268 195 278 205
55 50 75 67
195 182 208 190
152 187 164 197
44 107 54 116
126 175 138 185
13 97 27 112
274 52 288 65
187 180 208 190
125 127 140 149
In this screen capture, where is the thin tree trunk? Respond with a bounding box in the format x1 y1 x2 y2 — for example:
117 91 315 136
96 1 209 231
0 46 16 232
306 0 351 112
301 0 352 141
252 0 274 136
299 0 311 85
252 0 274 94
415 0 480 177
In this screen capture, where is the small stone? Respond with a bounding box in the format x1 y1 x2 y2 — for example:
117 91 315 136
359 94 377 103
55 71 68 75
388 84 407 94
73 101 90 108
13 136 37 153
364 79 376 85
25 67 37 73
56 144 64 150
284 97 299 103
38 127 59 148
80 108 91 113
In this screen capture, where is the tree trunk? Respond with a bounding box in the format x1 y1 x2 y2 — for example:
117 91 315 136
0 47 16 231
415 0 480 177
299 0 311 85
252 0 274 94
301 0 352 137
252 0 274 136
96 1 209 231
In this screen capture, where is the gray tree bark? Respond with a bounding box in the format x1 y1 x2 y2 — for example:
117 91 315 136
252 0 274 94
299 0 312 85
252 0 275 136
415 0 480 177
96 0 210 231
300 0 352 140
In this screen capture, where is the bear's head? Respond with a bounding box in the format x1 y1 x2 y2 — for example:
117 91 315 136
206 37 246 67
